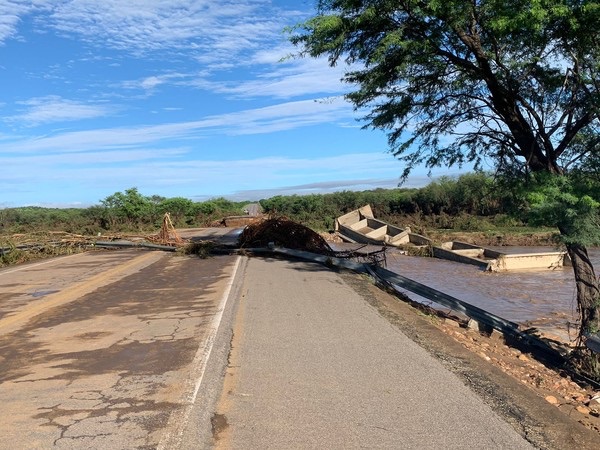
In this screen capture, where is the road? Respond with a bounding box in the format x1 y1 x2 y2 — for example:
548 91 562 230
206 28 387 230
1 238 597 449
209 257 532 449
0 247 240 449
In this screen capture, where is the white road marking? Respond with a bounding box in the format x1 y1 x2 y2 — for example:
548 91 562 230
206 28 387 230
157 255 242 450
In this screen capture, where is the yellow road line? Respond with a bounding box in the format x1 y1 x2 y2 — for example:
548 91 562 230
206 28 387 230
0 251 163 335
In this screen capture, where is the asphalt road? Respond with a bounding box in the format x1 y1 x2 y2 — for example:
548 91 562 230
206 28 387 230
2 239 597 449
0 248 240 449
211 257 533 449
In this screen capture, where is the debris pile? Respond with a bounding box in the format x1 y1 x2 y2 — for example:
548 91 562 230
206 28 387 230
147 213 184 246
0 232 93 267
239 217 335 255
239 217 388 267
335 244 388 267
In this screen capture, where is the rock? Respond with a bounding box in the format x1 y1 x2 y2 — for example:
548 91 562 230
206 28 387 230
478 351 491 361
588 395 600 407
576 405 591 415
489 329 502 340
545 395 559 405
444 318 461 327
518 354 529 362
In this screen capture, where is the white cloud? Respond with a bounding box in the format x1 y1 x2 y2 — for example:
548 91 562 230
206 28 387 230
42 1 290 59
2 1 343 104
121 73 187 92
0 149 404 196
224 178 403 201
0 1 59 44
1 1 409 207
190 56 349 99
6 95 112 126
2 98 355 153
1 1 304 61
0 1 30 44
0 147 188 166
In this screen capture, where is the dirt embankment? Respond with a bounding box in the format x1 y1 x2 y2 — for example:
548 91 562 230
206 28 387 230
321 222 558 247
434 319 600 435
425 230 557 247
344 271 600 446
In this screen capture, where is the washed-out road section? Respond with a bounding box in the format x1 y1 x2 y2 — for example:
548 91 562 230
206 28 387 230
0 246 240 449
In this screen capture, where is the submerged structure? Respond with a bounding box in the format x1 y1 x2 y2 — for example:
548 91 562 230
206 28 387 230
432 241 570 272
335 205 431 248
336 206 570 272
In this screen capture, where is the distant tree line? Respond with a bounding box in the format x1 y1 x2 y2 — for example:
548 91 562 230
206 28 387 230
1 173 599 235
259 173 531 231
0 187 248 234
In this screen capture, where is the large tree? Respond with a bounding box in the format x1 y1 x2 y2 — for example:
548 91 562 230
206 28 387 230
290 1 600 360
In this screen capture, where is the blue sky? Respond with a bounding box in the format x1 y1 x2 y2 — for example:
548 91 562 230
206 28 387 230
0 0 455 207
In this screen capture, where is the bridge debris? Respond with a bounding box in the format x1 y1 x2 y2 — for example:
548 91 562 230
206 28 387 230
239 217 334 255
240 217 389 266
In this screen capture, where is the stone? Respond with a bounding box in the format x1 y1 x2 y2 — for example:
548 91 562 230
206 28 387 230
588 395 600 407
576 405 591 415
444 318 461 327
545 395 559 405
478 351 491 361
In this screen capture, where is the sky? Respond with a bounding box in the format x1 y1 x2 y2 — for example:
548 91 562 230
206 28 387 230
0 0 456 208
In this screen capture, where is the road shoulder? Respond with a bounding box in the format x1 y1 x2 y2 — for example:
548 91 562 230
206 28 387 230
339 270 600 449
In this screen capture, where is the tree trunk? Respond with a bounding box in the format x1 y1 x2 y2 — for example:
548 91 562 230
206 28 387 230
565 242 600 339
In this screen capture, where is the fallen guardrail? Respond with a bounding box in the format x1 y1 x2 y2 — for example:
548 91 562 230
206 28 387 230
93 240 177 252
249 245 600 358
259 244 519 335
585 333 600 354
366 265 519 335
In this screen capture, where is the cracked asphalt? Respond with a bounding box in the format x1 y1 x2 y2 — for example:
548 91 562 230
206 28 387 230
0 248 239 449
3 236 598 449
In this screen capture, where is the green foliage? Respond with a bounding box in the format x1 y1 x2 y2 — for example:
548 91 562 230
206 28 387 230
157 197 196 227
0 175 576 235
0 188 250 234
100 187 157 230
452 214 496 232
0 207 90 234
527 174 600 246
290 1 600 177
257 172 532 231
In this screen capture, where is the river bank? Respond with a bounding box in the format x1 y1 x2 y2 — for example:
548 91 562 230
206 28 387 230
350 269 600 440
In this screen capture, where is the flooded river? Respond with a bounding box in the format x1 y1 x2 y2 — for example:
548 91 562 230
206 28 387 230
334 244 600 343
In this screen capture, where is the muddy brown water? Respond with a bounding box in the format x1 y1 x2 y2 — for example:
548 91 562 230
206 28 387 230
332 244 600 342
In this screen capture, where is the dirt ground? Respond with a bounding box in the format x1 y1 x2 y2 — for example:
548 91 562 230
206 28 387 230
434 318 600 435
425 230 558 247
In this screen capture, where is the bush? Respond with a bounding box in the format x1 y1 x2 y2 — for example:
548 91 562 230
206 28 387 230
453 214 496 231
